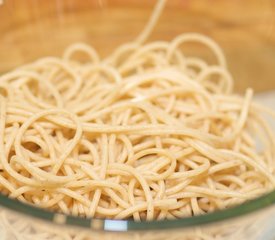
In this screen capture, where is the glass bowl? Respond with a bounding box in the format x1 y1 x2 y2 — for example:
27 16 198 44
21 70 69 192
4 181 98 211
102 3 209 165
0 0 275 239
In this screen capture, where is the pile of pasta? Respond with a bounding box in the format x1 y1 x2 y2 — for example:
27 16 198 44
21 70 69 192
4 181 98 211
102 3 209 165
0 0 275 221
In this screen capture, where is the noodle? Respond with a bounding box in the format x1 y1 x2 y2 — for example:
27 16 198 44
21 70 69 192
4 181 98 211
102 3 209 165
0 1 275 239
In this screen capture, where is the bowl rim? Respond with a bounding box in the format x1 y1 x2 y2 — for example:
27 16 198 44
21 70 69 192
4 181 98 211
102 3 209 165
0 190 275 232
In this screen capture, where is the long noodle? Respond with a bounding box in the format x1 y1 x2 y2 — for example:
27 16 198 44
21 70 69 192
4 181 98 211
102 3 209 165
0 0 274 233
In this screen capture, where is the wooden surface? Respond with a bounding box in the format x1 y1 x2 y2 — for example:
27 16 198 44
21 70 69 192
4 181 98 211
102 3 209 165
0 0 275 92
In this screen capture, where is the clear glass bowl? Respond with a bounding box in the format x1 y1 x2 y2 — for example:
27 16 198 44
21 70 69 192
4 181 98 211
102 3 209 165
0 0 275 239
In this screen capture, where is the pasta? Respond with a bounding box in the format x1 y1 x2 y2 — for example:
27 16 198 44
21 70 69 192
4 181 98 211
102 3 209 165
0 0 275 224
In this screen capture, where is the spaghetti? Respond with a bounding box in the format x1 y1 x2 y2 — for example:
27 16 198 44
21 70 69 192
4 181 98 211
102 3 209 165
0 0 274 224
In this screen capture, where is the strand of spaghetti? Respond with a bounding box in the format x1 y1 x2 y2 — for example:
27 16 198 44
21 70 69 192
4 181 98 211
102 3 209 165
87 128 108 216
0 97 38 186
127 148 177 181
134 0 167 44
114 199 178 219
1 70 63 108
128 179 141 221
33 57 82 101
196 65 233 94
219 150 275 185
13 109 82 175
167 33 227 67
108 163 154 220
4 123 19 158
65 180 130 209
63 42 100 63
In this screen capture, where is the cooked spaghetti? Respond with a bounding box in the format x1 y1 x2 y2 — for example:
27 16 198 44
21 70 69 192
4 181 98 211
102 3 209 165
0 0 274 222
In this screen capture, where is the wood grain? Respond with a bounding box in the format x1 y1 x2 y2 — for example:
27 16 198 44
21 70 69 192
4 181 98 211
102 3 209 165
0 0 275 92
